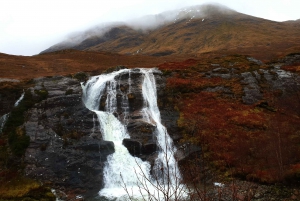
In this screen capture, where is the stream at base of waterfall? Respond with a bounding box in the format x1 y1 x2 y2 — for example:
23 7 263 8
82 68 186 200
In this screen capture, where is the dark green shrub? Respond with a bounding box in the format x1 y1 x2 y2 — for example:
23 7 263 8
3 90 34 156
65 89 73 95
3 87 49 156
73 72 88 82
8 128 30 156
103 65 127 74
34 89 48 102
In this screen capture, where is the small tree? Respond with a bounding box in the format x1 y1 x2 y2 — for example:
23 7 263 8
120 129 257 201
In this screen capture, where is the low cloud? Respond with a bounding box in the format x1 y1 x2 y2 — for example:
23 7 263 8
1 0 299 55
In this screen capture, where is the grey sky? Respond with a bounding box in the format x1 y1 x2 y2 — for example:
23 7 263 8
0 0 299 56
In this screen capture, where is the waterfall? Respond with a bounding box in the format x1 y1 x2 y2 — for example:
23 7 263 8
82 68 185 200
0 113 9 134
140 69 181 184
14 90 25 107
0 91 25 134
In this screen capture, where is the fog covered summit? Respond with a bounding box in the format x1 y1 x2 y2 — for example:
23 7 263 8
40 3 300 58
40 3 237 54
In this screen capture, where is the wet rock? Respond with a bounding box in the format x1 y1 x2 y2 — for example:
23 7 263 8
113 70 145 113
253 70 261 80
261 69 274 82
159 109 181 141
176 143 201 162
142 143 158 155
241 72 262 104
204 86 231 93
212 67 229 74
247 57 263 65
242 87 262 104
24 76 113 198
123 139 142 156
206 67 237 79
25 139 114 197
126 120 156 144
127 92 144 112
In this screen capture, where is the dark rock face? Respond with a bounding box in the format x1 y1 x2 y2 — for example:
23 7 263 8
122 139 142 156
19 70 183 199
203 55 300 105
23 76 114 198
176 143 201 162
142 143 158 155
241 71 262 104
93 68 183 164
97 68 180 147
1 69 187 199
122 139 158 158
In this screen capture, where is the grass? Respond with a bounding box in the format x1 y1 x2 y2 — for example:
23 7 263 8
0 177 39 198
0 175 55 201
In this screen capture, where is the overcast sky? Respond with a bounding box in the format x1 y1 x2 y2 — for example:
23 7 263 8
0 0 299 56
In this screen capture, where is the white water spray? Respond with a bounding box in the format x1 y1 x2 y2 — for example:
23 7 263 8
82 68 184 200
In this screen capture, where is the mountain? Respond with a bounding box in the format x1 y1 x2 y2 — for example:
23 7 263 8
41 4 300 60
2 3 300 200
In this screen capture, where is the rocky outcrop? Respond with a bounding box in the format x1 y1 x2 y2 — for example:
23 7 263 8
16 69 185 199
203 55 300 105
241 71 262 104
23 76 114 198
96 68 181 150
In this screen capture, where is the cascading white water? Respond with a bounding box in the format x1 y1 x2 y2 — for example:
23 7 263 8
14 90 25 107
140 69 181 184
0 113 9 134
0 91 25 134
82 68 185 200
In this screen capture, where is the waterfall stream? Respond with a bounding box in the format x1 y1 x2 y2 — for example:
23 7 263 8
0 91 25 134
0 113 9 134
14 90 25 107
82 68 184 200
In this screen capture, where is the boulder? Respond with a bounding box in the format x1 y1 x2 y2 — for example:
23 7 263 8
142 143 158 155
122 139 142 156
126 120 156 144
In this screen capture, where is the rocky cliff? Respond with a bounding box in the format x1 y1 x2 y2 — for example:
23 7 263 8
21 76 114 198
1 53 300 200
0 69 182 199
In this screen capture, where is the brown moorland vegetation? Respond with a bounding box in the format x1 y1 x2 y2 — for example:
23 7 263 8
0 50 191 80
159 55 300 186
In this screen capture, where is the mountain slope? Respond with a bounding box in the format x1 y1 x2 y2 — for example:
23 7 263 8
0 50 190 80
41 4 300 60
